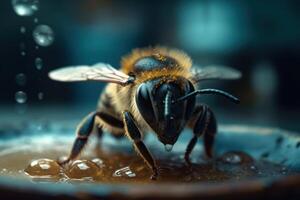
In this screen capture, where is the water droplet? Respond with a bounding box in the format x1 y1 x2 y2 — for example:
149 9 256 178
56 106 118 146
280 167 287 175
35 57 43 70
66 160 102 179
37 92 43 100
218 151 254 165
16 73 26 86
91 158 105 168
15 91 27 104
25 159 61 177
113 166 136 178
12 0 39 16
164 144 173 152
34 17 38 23
21 51 26 56
35 45 39 50
33 25 54 47
20 26 26 34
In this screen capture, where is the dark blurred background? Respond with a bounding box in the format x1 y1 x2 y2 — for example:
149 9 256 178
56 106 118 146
0 0 300 131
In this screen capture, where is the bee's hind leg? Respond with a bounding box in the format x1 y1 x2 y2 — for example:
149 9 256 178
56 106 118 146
122 111 159 180
185 104 217 166
58 111 99 165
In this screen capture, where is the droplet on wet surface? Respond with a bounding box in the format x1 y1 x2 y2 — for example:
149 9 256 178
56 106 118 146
15 73 26 86
65 160 102 180
218 151 254 165
15 91 27 104
113 166 136 178
33 25 54 47
91 158 105 168
25 159 61 177
35 57 43 70
12 0 39 17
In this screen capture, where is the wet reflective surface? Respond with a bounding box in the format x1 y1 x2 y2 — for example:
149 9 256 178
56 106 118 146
0 125 299 184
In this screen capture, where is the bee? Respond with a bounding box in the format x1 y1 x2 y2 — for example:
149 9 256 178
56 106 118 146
49 47 241 179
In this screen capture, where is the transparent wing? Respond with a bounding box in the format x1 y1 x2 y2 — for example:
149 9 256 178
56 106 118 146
190 65 242 83
49 62 133 85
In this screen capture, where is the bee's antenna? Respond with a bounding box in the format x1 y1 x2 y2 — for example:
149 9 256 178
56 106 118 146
173 89 240 104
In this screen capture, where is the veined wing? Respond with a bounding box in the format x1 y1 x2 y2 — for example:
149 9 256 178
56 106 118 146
49 63 134 85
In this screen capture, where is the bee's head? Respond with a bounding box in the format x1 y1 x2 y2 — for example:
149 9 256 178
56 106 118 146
136 77 195 150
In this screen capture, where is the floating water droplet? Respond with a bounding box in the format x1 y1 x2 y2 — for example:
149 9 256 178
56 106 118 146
35 45 39 50
15 91 27 104
20 26 26 34
21 51 26 56
33 25 54 47
37 92 44 100
35 57 43 70
34 17 38 23
12 0 39 16
16 73 26 86
164 144 173 152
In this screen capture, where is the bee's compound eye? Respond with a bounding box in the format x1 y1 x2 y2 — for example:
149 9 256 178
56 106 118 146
137 83 151 102
136 83 156 124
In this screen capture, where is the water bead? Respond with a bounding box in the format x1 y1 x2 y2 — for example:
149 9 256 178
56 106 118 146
20 26 26 34
33 25 54 47
113 166 136 178
37 92 44 100
12 0 39 17
219 151 254 165
66 160 102 179
15 73 26 86
35 57 43 70
25 159 61 177
15 91 27 104
91 158 105 168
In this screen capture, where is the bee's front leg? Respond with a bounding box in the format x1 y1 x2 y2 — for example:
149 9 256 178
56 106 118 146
122 111 159 180
185 104 217 165
58 111 99 165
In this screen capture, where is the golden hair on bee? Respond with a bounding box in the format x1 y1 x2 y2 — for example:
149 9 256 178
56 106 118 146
119 46 194 86
48 46 241 180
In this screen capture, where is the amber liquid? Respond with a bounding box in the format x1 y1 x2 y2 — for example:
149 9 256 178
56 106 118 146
0 134 297 184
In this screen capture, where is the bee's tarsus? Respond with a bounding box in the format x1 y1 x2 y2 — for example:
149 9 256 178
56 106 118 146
123 111 159 179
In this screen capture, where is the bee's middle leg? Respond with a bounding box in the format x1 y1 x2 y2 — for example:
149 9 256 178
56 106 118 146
185 104 217 165
122 111 158 180
59 111 99 165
